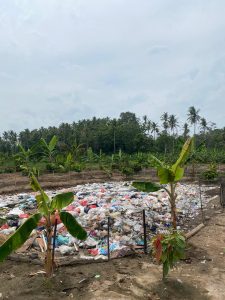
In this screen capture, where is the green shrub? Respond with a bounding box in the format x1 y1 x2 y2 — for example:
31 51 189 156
121 166 134 177
152 231 186 279
71 163 83 172
130 161 142 172
201 163 219 180
46 162 60 172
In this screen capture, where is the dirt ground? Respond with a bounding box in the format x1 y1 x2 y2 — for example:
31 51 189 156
0 188 224 299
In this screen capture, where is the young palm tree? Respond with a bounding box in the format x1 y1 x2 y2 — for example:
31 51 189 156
187 106 200 136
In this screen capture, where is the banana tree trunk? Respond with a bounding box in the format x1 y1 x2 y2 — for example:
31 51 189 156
45 216 53 277
170 183 177 230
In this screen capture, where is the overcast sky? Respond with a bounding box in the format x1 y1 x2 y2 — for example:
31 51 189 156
0 0 224 133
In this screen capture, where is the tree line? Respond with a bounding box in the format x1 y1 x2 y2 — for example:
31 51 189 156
0 106 224 157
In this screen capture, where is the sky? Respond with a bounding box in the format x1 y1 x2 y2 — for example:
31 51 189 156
0 0 225 133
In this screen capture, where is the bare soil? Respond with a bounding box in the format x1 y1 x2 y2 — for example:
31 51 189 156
0 187 224 299
1 163 224 194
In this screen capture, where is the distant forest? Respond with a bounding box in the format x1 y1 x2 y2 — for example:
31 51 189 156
0 106 224 156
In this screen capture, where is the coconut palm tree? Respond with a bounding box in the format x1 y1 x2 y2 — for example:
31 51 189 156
146 120 152 136
187 106 200 177
111 119 117 154
151 122 159 140
169 115 179 153
161 112 169 134
169 115 179 136
200 117 208 135
160 112 169 155
183 123 190 139
143 115 148 128
187 106 200 136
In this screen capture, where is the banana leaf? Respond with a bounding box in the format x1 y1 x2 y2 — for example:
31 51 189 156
132 181 161 192
60 211 87 240
48 135 58 152
50 192 74 211
172 137 193 173
0 213 42 262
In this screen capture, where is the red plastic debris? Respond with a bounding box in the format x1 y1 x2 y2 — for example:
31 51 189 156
88 248 99 256
0 224 9 230
80 199 88 206
19 213 30 219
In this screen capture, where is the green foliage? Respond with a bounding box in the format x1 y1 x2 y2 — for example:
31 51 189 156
121 166 134 177
46 162 60 172
151 138 193 184
71 163 83 172
40 135 58 164
132 181 161 192
0 110 225 175
135 138 193 230
152 231 186 279
60 211 87 240
86 147 97 162
129 161 143 172
201 163 219 180
50 192 74 211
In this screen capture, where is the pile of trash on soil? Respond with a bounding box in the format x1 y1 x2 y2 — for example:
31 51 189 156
0 182 213 260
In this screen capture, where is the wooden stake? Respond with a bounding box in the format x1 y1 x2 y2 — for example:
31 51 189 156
143 209 147 254
107 216 110 261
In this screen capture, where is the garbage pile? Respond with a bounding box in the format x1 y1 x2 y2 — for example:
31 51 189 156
0 182 213 260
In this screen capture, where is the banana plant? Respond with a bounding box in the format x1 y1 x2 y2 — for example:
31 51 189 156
135 138 193 229
40 135 58 163
0 174 87 277
150 137 193 229
59 153 73 172
14 144 39 177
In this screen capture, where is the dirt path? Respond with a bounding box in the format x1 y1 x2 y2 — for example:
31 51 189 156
0 195 224 299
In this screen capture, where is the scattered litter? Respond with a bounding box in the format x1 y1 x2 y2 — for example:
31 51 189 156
201 260 206 264
29 270 46 277
79 278 88 284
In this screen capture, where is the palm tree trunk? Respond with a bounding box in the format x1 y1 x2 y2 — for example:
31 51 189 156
172 130 175 154
113 130 116 154
192 123 196 179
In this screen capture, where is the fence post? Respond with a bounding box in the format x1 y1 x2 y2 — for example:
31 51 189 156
107 216 110 261
143 209 147 254
198 179 204 224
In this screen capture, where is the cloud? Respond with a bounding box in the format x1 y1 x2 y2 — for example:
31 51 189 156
0 0 224 133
